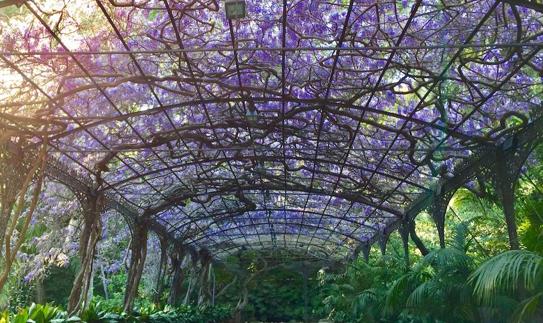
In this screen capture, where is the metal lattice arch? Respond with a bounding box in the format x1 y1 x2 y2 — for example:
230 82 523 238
1 0 543 305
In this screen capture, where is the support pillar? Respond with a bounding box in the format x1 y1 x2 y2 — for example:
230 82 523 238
68 191 105 315
428 182 454 249
197 248 213 305
378 231 389 256
494 155 520 249
398 220 410 269
168 245 186 306
360 242 371 262
490 140 533 250
409 220 429 256
350 245 361 261
183 248 199 305
0 137 47 295
123 222 149 312
153 236 169 305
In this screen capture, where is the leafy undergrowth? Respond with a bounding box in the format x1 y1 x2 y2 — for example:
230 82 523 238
0 302 232 323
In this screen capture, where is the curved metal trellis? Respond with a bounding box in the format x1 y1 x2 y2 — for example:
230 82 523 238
1 0 543 262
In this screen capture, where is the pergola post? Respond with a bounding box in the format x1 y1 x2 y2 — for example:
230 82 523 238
378 231 389 256
183 249 199 305
494 155 519 250
197 248 213 305
153 235 169 305
123 221 149 312
408 220 429 256
68 191 105 315
429 193 455 249
0 138 47 293
360 242 371 262
168 245 187 306
398 220 410 268
490 139 534 250
350 245 361 261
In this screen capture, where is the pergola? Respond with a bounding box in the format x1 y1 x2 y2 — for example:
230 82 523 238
1 0 542 313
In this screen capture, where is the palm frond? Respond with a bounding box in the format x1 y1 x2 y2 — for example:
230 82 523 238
384 273 418 316
422 247 472 271
510 292 543 323
353 288 385 320
452 221 470 251
469 250 543 304
406 280 441 310
353 288 376 314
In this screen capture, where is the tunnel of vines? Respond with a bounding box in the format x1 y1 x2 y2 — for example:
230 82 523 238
1 0 543 322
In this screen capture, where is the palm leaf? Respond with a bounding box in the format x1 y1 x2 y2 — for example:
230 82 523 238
384 273 418 316
406 280 441 310
422 247 472 271
510 292 543 323
353 288 385 321
469 250 543 304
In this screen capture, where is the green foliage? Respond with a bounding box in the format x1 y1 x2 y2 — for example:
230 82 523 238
316 221 510 323
1 276 34 312
77 301 232 323
315 256 407 322
245 266 316 321
470 250 543 303
42 262 78 307
518 189 543 253
404 247 476 322
0 302 232 323
0 303 64 323
92 270 129 310
214 253 324 322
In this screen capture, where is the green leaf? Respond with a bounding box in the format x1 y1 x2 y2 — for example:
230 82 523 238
469 250 543 305
148 9 158 21
511 292 543 323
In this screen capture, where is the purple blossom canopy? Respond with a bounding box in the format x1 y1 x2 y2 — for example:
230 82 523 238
1 0 542 259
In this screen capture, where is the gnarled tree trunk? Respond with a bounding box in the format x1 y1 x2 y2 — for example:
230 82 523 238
234 258 270 323
123 223 148 312
0 136 47 292
68 192 105 315
167 246 186 306
183 249 199 305
153 236 169 305
197 248 213 305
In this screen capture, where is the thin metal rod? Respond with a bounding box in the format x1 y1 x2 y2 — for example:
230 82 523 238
22 1 205 244
297 0 356 247
1 42 542 56
96 0 227 244
312 0 422 252
161 0 257 248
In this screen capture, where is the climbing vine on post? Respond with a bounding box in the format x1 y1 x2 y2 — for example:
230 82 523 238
197 248 213 305
153 235 169 305
168 245 187 306
0 131 48 292
67 190 105 314
123 222 149 312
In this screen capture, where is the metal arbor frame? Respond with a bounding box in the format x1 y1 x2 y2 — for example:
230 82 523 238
1 0 543 265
